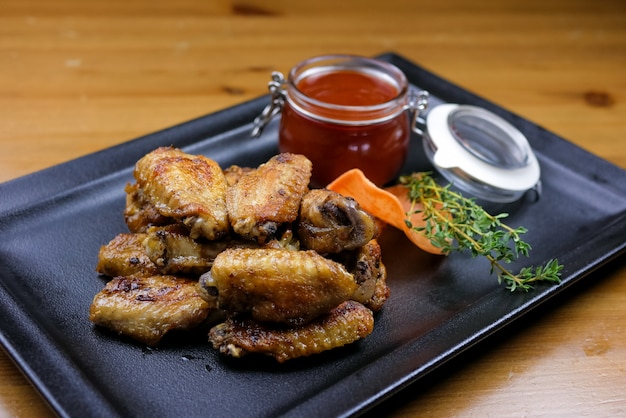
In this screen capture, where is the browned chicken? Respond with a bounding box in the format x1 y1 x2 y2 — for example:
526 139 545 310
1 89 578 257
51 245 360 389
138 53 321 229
91 150 389 361
142 225 220 276
96 233 159 277
124 183 174 233
133 147 230 240
298 188 379 254
222 164 255 186
124 163 253 233
261 228 300 251
208 300 374 363
226 153 312 243
142 225 259 276
342 239 389 312
90 275 213 346
368 263 389 312
198 247 357 325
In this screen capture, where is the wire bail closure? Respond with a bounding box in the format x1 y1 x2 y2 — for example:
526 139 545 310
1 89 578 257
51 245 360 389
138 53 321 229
409 89 429 136
251 71 286 137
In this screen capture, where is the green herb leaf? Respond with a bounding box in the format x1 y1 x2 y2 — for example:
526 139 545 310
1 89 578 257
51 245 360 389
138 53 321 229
399 173 563 292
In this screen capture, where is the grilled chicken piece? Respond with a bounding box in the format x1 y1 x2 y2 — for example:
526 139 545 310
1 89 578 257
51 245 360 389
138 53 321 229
342 240 389 312
298 189 379 254
222 165 255 186
90 275 213 346
209 300 374 363
133 147 229 240
262 228 300 251
142 225 258 276
96 233 159 277
226 153 312 243
198 248 357 325
368 263 389 312
124 183 174 233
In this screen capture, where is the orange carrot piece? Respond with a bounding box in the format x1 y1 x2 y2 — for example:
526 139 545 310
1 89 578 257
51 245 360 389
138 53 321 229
327 169 444 255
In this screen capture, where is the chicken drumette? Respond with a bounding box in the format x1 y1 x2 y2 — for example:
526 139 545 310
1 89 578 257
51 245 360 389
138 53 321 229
298 188 379 254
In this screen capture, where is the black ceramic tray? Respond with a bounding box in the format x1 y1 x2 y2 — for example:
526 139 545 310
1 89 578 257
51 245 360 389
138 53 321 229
1 53 625 418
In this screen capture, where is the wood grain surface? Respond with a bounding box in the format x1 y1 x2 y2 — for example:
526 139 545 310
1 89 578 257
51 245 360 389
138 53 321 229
1 0 625 416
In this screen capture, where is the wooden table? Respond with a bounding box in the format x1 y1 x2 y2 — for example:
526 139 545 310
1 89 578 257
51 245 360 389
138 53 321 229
1 0 625 416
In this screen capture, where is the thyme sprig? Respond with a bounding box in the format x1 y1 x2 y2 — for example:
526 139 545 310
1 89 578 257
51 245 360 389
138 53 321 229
399 173 563 292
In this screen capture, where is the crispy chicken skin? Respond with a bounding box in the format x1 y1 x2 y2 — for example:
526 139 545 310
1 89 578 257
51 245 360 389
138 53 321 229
141 225 258 276
345 240 389 312
298 189 379 254
226 153 312 243
96 233 159 277
332 239 389 312
142 225 220 276
261 228 300 251
222 165 255 186
90 275 213 346
92 150 389 360
208 300 374 363
133 147 229 240
368 263 389 312
124 183 174 233
199 247 357 325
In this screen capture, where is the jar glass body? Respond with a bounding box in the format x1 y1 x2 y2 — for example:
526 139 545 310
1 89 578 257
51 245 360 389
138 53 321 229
278 55 411 186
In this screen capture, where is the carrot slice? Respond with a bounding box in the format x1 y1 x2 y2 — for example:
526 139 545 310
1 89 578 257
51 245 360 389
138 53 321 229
327 169 444 255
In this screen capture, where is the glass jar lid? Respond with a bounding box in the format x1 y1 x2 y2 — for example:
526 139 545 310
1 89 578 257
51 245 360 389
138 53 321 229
422 104 541 202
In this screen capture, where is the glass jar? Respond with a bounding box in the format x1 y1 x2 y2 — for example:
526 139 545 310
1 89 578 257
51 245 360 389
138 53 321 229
253 55 421 186
251 55 540 203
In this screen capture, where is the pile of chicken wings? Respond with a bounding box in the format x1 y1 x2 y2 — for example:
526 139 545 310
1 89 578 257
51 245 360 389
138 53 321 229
90 147 389 362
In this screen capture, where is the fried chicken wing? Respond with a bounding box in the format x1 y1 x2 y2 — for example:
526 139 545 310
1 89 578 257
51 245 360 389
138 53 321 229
96 233 159 277
298 189 379 254
198 248 357 325
226 153 312 243
222 165 255 186
133 147 229 240
368 263 389 312
89 275 213 346
142 225 258 276
343 240 389 312
261 228 300 251
208 300 374 363
91 149 388 361
124 183 174 233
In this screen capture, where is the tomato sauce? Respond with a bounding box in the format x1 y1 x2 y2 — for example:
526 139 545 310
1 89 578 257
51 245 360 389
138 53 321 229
278 68 410 187
296 70 399 106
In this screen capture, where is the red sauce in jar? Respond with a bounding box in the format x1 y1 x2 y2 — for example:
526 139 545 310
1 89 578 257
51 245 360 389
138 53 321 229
296 70 399 106
278 67 410 187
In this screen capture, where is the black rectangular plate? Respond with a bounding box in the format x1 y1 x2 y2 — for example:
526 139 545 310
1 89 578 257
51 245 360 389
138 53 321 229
1 53 625 418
